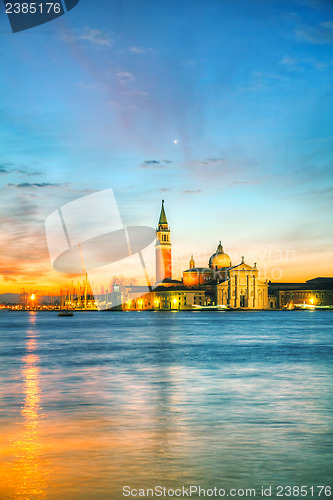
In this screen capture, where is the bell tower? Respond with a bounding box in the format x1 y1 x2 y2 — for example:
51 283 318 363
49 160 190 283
155 200 172 283
189 255 195 269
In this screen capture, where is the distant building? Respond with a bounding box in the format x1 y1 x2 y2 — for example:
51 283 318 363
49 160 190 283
269 278 333 309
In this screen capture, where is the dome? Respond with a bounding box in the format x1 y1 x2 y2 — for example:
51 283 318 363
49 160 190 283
209 241 232 269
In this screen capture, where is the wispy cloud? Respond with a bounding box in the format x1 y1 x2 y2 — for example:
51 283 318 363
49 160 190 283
296 21 333 44
182 189 202 194
140 160 172 169
184 156 259 186
280 54 333 71
121 89 149 97
1 166 41 176
129 46 146 54
79 27 112 46
61 28 111 46
281 56 298 67
253 70 287 81
228 180 259 186
8 182 66 189
116 71 135 80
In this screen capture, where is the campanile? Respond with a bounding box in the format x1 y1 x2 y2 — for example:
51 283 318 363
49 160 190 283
155 200 172 283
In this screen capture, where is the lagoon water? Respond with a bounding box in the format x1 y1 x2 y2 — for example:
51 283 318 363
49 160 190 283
0 310 332 499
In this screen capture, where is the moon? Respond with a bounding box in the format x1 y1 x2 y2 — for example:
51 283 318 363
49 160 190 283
174 139 178 144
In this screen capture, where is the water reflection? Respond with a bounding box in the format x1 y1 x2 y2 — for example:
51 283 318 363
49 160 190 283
12 312 48 500
0 311 331 498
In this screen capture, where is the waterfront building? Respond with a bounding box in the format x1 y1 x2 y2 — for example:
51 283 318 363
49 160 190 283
122 286 206 310
217 259 268 309
121 201 269 310
268 277 333 309
183 241 268 309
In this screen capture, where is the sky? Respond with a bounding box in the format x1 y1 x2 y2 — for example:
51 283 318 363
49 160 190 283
0 0 333 293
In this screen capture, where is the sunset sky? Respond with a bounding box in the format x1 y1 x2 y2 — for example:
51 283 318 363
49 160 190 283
0 0 333 293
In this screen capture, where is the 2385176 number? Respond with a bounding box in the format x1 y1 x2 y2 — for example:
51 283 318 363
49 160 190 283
276 486 331 497
5 3 62 14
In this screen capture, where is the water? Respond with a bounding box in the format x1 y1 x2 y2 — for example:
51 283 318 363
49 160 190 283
0 310 332 499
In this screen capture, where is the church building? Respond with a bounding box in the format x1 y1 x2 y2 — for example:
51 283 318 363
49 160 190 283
151 201 268 310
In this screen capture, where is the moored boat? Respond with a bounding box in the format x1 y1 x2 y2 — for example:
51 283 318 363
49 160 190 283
192 305 229 311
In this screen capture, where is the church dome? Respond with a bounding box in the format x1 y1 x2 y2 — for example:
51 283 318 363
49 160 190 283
209 241 232 269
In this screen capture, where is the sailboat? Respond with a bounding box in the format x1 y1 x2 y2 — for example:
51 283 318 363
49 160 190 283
58 283 74 316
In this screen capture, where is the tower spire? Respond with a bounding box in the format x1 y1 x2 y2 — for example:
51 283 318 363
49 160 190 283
158 199 168 225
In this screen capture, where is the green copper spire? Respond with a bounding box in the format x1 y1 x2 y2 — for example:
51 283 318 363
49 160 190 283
158 200 168 225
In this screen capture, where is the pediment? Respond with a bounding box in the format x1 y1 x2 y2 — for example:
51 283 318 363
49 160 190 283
231 262 256 271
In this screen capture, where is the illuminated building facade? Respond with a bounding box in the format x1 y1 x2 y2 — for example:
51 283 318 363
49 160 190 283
217 259 268 309
268 278 333 309
182 241 268 309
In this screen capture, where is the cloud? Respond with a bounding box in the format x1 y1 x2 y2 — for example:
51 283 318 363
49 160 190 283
121 89 149 97
0 162 41 176
280 55 333 71
281 56 297 67
228 180 259 186
0 268 18 276
16 169 41 176
181 189 202 194
253 70 287 81
129 46 146 54
296 0 330 10
116 71 135 80
3 276 17 283
8 182 66 189
140 160 170 168
158 188 172 192
300 186 333 198
186 157 227 170
184 156 259 186
80 27 112 47
296 21 333 44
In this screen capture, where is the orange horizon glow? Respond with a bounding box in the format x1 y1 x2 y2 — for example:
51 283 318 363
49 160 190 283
1 265 332 295
1 240 332 295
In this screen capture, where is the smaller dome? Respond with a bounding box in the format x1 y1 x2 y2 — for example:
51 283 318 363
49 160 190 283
209 241 232 269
